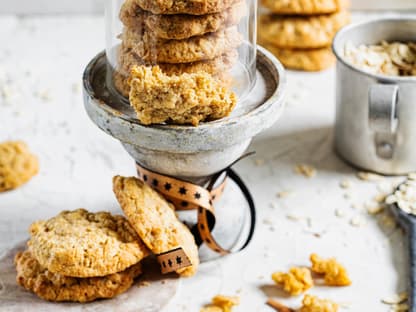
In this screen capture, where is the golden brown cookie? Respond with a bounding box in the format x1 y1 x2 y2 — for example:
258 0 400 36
28 209 149 278
120 0 246 40
261 42 335 71
15 250 142 303
113 176 200 277
136 0 238 15
127 66 236 125
117 46 238 77
121 26 243 64
262 0 349 15
258 11 350 49
0 141 39 192
113 71 131 98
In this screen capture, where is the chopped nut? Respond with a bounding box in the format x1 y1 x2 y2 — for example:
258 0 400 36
310 253 351 286
294 164 316 178
271 267 313 296
300 294 339 312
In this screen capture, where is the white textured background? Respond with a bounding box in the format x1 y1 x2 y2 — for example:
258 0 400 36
0 0 415 14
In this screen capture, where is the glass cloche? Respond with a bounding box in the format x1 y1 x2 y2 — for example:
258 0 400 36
105 0 257 104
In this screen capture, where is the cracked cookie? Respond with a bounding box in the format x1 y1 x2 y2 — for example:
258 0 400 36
28 209 149 278
127 65 236 125
113 175 200 277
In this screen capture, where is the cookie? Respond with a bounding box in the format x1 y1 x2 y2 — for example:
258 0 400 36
136 0 238 15
262 0 349 15
113 71 131 98
117 46 238 77
261 42 335 71
120 0 246 40
113 176 200 277
258 11 350 49
121 26 242 64
28 209 149 278
127 66 236 125
15 250 142 303
0 141 39 192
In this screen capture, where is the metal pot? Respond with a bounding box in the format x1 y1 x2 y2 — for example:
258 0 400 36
333 18 416 175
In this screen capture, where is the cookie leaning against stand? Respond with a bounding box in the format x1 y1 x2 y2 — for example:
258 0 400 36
15 250 142 303
120 0 246 40
258 11 350 49
262 0 348 15
28 209 149 278
0 141 39 192
113 176 200 277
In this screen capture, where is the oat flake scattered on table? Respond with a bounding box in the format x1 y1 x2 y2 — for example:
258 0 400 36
386 174 416 215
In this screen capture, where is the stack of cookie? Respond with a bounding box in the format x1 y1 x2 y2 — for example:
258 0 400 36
114 0 246 97
15 176 200 303
258 0 350 71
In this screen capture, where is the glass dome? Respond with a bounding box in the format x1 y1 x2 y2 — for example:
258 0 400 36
105 0 257 104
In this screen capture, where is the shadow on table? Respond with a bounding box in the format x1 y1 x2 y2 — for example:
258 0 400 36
246 126 356 175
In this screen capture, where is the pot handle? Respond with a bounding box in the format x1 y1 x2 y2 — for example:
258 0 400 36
369 84 399 133
368 84 399 159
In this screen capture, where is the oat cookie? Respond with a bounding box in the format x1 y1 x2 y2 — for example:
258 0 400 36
262 0 348 15
120 0 246 40
261 42 335 71
258 11 350 49
0 141 39 192
136 0 238 15
117 47 238 78
113 71 131 98
128 66 236 125
113 176 200 277
28 209 149 278
15 250 142 302
121 26 242 64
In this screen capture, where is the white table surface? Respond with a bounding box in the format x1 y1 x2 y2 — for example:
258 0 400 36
0 12 414 312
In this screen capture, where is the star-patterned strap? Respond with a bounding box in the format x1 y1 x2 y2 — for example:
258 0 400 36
136 162 256 263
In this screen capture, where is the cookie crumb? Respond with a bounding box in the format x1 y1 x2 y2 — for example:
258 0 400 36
310 253 351 286
294 164 316 178
300 294 339 312
272 267 313 296
200 295 240 312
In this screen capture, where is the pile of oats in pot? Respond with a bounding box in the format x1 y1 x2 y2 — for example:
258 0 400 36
343 40 416 76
